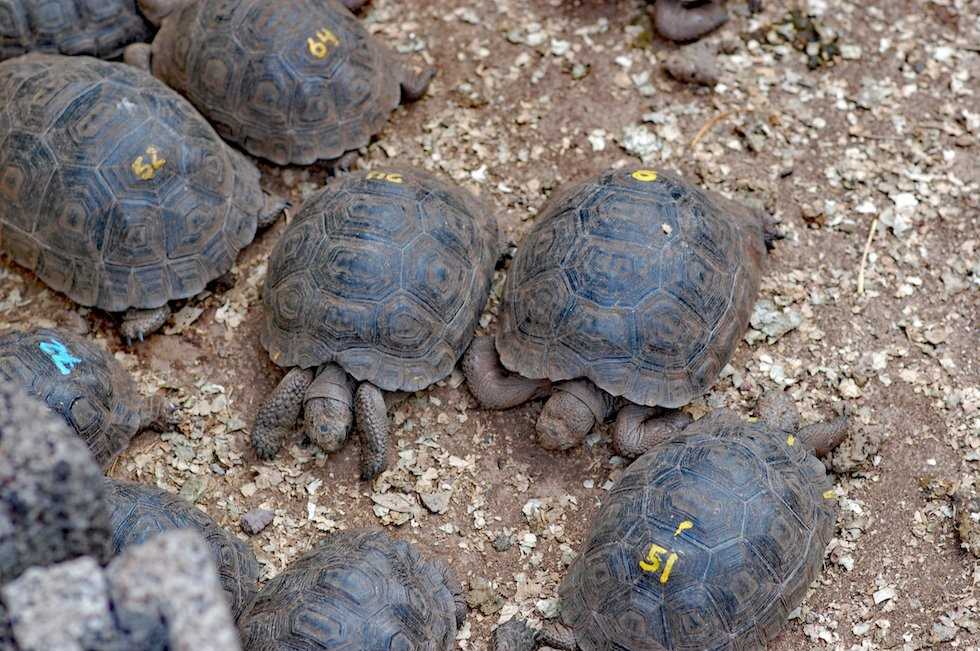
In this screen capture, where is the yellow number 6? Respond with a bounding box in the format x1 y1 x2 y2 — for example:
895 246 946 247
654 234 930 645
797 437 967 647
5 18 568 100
307 37 327 59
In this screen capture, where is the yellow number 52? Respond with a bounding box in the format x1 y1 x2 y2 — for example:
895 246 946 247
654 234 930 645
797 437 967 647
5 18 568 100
639 543 679 584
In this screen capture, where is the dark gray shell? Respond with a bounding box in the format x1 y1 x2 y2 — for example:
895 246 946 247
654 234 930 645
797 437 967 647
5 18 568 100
497 168 766 408
559 413 836 650
0 0 151 62
0 54 267 312
105 479 259 621
150 0 402 165
240 529 459 650
262 168 498 392
0 327 144 468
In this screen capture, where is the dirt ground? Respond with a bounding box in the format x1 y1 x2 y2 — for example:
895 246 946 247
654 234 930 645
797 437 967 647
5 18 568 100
1 0 978 649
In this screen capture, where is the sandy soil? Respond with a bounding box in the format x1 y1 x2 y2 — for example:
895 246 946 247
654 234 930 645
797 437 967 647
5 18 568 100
1 0 978 649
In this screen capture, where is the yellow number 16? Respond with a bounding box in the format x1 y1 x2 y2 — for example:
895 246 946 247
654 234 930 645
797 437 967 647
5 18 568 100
639 544 679 584
307 27 340 59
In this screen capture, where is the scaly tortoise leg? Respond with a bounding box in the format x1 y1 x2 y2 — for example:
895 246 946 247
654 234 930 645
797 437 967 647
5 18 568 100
354 382 388 481
613 406 694 458
123 42 152 70
462 336 551 410
303 363 354 453
537 380 616 451
399 62 436 102
251 368 314 459
140 395 177 431
136 0 192 26
257 192 288 230
120 305 170 344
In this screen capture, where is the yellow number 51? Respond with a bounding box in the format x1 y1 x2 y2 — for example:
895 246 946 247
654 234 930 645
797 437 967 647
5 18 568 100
639 543 679 584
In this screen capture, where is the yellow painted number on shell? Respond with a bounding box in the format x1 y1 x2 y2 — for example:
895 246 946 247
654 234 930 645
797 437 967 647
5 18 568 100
366 171 404 184
632 169 658 182
673 520 693 537
786 434 796 446
639 544 679 584
823 489 836 500
307 27 340 59
131 146 165 180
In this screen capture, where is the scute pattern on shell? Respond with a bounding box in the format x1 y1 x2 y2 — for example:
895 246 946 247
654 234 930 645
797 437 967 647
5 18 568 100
0 327 143 468
150 0 402 165
105 479 260 621
0 0 151 62
262 168 498 392
239 529 459 650
496 168 766 408
559 415 836 650
0 54 265 311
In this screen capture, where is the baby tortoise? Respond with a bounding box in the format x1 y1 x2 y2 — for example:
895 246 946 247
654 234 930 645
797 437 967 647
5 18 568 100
253 168 498 480
0 0 152 62
0 383 111 584
125 0 434 167
0 327 175 467
0 54 284 342
240 529 464 650
464 168 770 456
493 392 848 651
105 479 260 621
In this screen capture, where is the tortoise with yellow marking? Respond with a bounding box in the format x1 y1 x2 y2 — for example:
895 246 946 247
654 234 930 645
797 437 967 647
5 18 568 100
464 167 774 457
124 0 433 167
252 167 498 480
493 392 849 651
0 54 284 342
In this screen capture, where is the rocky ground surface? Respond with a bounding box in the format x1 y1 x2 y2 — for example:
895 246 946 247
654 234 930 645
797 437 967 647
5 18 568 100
1 0 978 649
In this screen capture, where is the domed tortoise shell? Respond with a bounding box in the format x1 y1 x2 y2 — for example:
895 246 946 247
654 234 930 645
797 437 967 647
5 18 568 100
497 167 766 408
0 0 151 62
240 529 460 650
0 53 267 312
105 479 260 621
262 167 498 392
559 412 836 650
150 0 406 165
0 327 144 468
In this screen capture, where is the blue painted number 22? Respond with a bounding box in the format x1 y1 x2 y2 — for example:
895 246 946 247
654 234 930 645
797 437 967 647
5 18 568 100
39 340 81 375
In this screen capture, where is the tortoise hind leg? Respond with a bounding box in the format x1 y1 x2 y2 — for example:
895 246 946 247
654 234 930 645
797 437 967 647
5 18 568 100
399 63 436 102
303 364 354 453
354 382 388 481
123 43 151 70
120 305 170 344
537 380 616 451
252 368 314 459
462 336 552 410
139 395 177 431
257 192 287 230
613 406 693 458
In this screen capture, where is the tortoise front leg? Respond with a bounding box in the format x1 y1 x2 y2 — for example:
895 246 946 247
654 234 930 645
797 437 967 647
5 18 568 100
492 618 577 651
398 62 436 102
252 368 314 459
798 413 849 457
120 305 170 344
613 406 693 458
462 336 552 410
257 192 288 230
303 364 354 453
653 0 729 42
537 380 616 451
354 382 388 480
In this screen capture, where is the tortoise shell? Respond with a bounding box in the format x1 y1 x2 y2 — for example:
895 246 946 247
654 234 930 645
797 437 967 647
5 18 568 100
104 479 259 621
0 0 151 62
240 529 460 650
0 327 144 468
0 54 267 312
262 168 498 392
150 0 404 165
497 168 766 408
558 412 836 650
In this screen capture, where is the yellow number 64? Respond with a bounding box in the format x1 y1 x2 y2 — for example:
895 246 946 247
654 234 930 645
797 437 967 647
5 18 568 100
639 543 679 584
